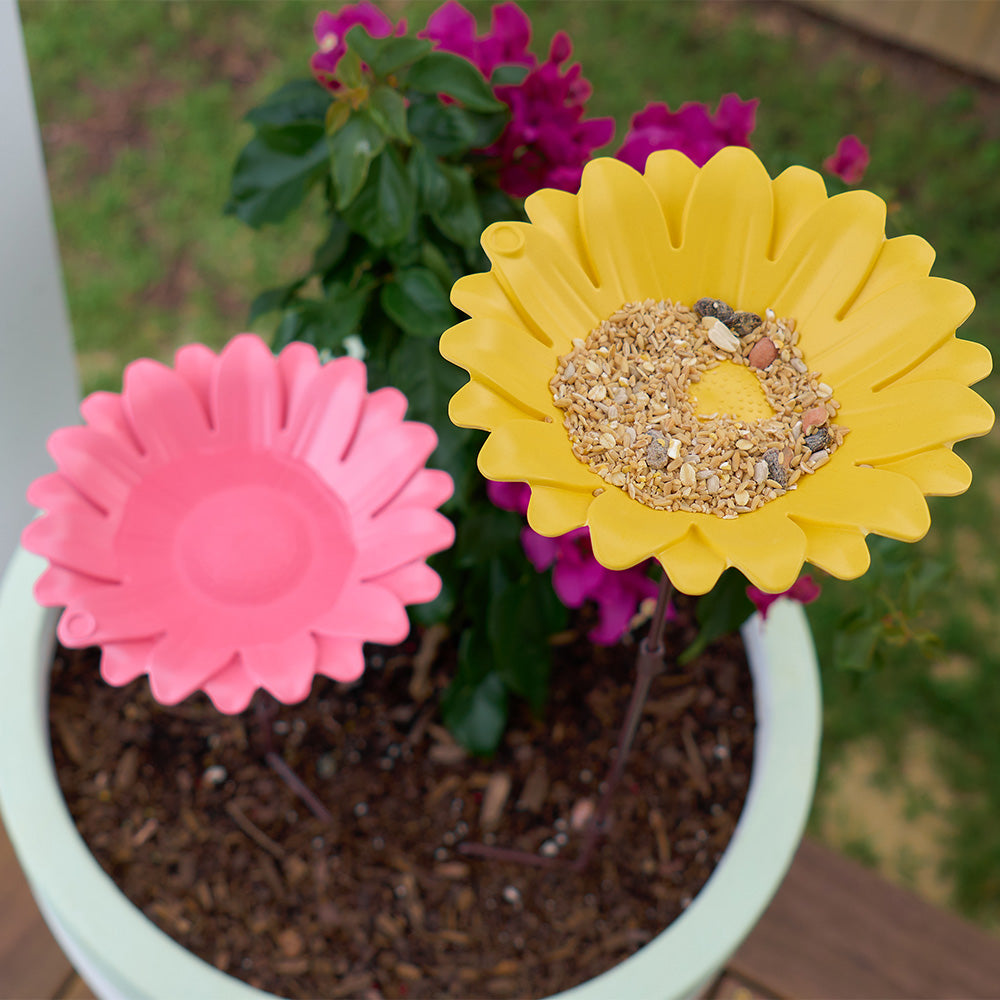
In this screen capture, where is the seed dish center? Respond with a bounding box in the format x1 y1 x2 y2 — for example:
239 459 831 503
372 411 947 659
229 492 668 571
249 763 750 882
550 298 849 518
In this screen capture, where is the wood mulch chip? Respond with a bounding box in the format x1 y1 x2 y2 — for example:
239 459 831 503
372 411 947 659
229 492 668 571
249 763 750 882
49 600 755 999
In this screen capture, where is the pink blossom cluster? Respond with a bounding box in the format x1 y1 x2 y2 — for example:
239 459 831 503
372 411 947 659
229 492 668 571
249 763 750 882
310 3 405 90
422 3 614 196
309 1 614 197
615 94 758 172
823 134 870 184
487 481 661 645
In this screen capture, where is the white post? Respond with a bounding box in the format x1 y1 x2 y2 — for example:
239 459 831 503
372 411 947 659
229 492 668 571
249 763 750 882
0 0 81 572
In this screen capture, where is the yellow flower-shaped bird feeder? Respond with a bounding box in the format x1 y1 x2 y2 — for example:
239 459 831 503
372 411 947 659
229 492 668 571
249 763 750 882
440 148 994 595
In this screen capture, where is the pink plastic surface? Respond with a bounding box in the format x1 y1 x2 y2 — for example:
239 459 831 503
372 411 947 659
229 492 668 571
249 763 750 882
23 334 454 712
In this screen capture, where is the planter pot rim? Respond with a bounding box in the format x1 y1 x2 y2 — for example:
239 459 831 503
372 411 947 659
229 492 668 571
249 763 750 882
0 546 820 1000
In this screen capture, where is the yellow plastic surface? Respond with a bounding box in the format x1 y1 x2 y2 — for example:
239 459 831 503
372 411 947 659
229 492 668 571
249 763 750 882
439 148 995 595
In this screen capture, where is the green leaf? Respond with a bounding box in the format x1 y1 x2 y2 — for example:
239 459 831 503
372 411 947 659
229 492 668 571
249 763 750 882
430 162 483 247
329 111 386 209
380 267 456 337
369 84 411 143
337 46 364 89
442 630 508 755
248 279 306 324
271 280 374 352
254 121 326 157
343 24 382 68
370 36 434 77
312 217 352 275
343 27 434 79
407 96 506 157
408 143 451 210
244 79 331 129
490 64 530 86
342 146 415 246
403 51 505 112
488 571 562 713
679 569 755 665
420 239 457 289
225 135 331 228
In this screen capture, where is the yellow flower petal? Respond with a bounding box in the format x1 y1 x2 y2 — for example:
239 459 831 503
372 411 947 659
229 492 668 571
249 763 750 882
451 271 524 325
643 150 699 248
875 448 972 497
846 381 994 463
768 165 829 260
851 234 935 310
440 319 558 421
675 147 775 307
478 420 598 492
792 465 929 540
894 336 992 389
820 278 975 393
655 525 728 596
698 508 808 593
448 380 536 432
479 221 620 351
792 519 872 579
586 488 691 570
524 187 594 283
527 485 592 536
577 157 673 302
763 190 886 331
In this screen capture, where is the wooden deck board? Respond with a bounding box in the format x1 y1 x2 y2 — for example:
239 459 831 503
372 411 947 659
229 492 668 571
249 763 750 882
0 815 73 1000
3 819 1000 1000
731 838 1000 998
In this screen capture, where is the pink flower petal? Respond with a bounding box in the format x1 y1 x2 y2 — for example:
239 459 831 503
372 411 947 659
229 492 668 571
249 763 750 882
280 355 368 467
315 635 366 683
47 425 144 514
824 134 870 185
383 468 454 513
173 342 217 420
79 392 143 455
316 580 411 644
22 510 120 582
520 526 559 571
240 632 319 704
200 656 260 714
211 334 284 448
332 422 439 513
101 638 159 686
122 359 212 463
356 507 454 578
368 560 442 605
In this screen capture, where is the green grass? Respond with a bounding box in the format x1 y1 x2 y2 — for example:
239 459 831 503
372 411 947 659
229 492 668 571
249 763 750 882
18 0 1000 926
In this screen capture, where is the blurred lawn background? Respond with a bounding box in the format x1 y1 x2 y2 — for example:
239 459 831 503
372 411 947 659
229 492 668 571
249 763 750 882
18 0 1000 927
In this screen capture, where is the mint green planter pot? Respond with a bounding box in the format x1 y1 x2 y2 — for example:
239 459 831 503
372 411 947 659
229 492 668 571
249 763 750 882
0 545 820 1000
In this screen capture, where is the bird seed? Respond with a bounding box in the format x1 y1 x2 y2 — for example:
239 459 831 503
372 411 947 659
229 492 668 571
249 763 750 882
550 298 849 517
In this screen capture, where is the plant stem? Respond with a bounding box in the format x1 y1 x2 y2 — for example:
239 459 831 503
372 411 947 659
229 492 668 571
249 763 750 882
253 694 334 825
570 570 673 871
460 569 675 870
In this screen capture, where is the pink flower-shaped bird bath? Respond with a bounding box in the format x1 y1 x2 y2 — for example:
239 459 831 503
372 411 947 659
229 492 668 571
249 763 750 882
23 334 455 713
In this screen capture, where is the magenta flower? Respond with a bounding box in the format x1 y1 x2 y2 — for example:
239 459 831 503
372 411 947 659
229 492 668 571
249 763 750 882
747 576 822 621
616 93 758 172
24 335 454 713
485 480 660 645
824 134 870 185
486 30 615 196
311 3 406 92
420 0 534 78
520 527 661 646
